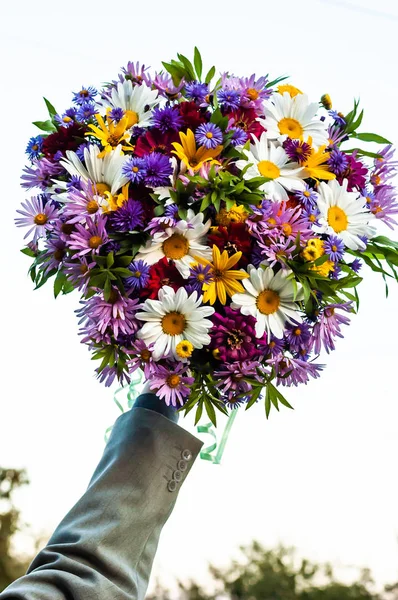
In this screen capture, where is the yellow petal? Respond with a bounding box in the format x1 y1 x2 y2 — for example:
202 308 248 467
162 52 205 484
216 280 227 304
224 251 242 270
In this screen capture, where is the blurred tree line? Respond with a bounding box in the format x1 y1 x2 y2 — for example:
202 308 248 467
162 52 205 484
1 466 398 599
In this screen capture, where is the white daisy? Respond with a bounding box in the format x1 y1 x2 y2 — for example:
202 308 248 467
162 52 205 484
236 132 306 201
258 92 329 148
135 209 212 277
314 179 376 250
136 286 215 360
100 80 159 128
57 144 129 197
231 265 303 339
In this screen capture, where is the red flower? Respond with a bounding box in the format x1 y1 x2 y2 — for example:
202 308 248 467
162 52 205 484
207 223 252 267
140 257 185 300
134 130 178 157
337 153 368 191
179 101 207 130
42 124 86 159
227 108 265 139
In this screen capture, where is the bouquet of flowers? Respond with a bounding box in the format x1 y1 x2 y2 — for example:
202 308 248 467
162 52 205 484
16 49 398 424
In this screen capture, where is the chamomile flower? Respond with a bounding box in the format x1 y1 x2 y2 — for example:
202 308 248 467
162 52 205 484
231 265 304 339
135 210 212 278
314 179 376 250
100 80 159 128
259 92 329 148
236 132 306 201
136 286 215 360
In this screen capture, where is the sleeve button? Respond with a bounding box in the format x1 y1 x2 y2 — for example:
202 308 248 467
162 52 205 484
167 480 177 492
181 449 192 461
178 459 187 471
172 470 182 482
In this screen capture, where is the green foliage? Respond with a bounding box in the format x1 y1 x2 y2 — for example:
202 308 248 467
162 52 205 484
347 236 398 297
162 47 216 86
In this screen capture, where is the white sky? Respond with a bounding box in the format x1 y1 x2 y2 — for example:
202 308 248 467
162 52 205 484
1 0 398 595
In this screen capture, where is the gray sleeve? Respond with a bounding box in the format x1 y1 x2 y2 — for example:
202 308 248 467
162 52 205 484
0 407 203 600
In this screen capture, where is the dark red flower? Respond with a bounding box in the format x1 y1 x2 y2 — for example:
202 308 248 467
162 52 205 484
141 257 185 300
42 124 87 159
134 130 178 157
227 108 265 139
179 101 207 130
337 152 368 191
207 223 252 267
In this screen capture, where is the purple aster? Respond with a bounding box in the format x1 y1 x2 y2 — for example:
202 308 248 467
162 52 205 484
262 336 285 357
72 86 97 105
76 288 140 341
221 73 272 108
127 339 156 378
217 89 241 111
64 180 109 223
152 73 185 99
148 362 194 407
371 145 398 185
327 124 348 147
68 215 109 256
261 236 297 269
250 244 267 267
349 258 362 273
15 195 59 243
329 110 346 127
369 185 398 229
125 260 151 290
187 263 213 294
262 201 313 243
121 61 152 86
76 102 97 122
54 108 77 128
330 264 342 280
152 106 183 132
327 148 349 175
312 302 352 355
143 152 173 188
323 235 345 261
185 81 209 103
195 123 223 149
63 256 95 292
210 308 265 362
121 156 147 184
21 158 64 190
294 185 319 211
267 354 324 387
108 199 144 232
109 107 124 123
41 236 67 275
96 364 131 388
25 136 43 161
246 200 273 238
145 204 179 235
227 126 248 147
66 175 83 191
76 142 95 161
283 139 312 164
284 321 313 353
214 361 261 409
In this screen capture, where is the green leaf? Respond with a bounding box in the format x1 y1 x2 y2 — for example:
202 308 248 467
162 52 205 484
266 75 289 88
177 53 196 80
20 247 36 258
53 271 65 298
43 97 57 117
204 398 217 427
32 120 56 132
106 251 114 269
205 65 216 85
343 148 382 159
194 401 204 425
193 47 203 80
351 132 391 144
345 108 363 134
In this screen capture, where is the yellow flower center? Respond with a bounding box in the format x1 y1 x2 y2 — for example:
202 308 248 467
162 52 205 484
88 235 103 249
86 200 99 214
54 248 65 261
278 84 303 97
162 234 189 260
133 270 142 278
161 312 186 336
303 191 311 198
247 88 259 100
309 214 316 222
197 273 205 282
295 328 302 336
63 116 72 123
282 223 292 236
94 183 111 196
80 264 89 274
34 213 47 225
176 340 194 358
167 374 181 388
278 117 304 139
327 206 348 233
256 289 280 315
132 166 139 173
257 160 280 180
205 132 213 139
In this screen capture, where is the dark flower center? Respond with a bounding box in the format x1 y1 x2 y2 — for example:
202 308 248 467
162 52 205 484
227 329 245 350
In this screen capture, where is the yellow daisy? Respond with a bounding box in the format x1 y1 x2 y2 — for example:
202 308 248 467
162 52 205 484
86 112 133 158
302 145 336 181
194 245 249 305
171 129 223 172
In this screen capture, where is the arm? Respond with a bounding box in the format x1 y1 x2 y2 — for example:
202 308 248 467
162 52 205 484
0 399 203 600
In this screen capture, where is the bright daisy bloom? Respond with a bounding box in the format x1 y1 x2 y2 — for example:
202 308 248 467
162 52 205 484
59 144 129 197
231 265 304 339
136 286 215 360
171 128 223 172
258 92 329 148
236 132 306 201
314 179 376 250
86 112 133 157
99 80 159 128
135 209 212 278
149 362 194 407
194 245 249 305
15 195 59 243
